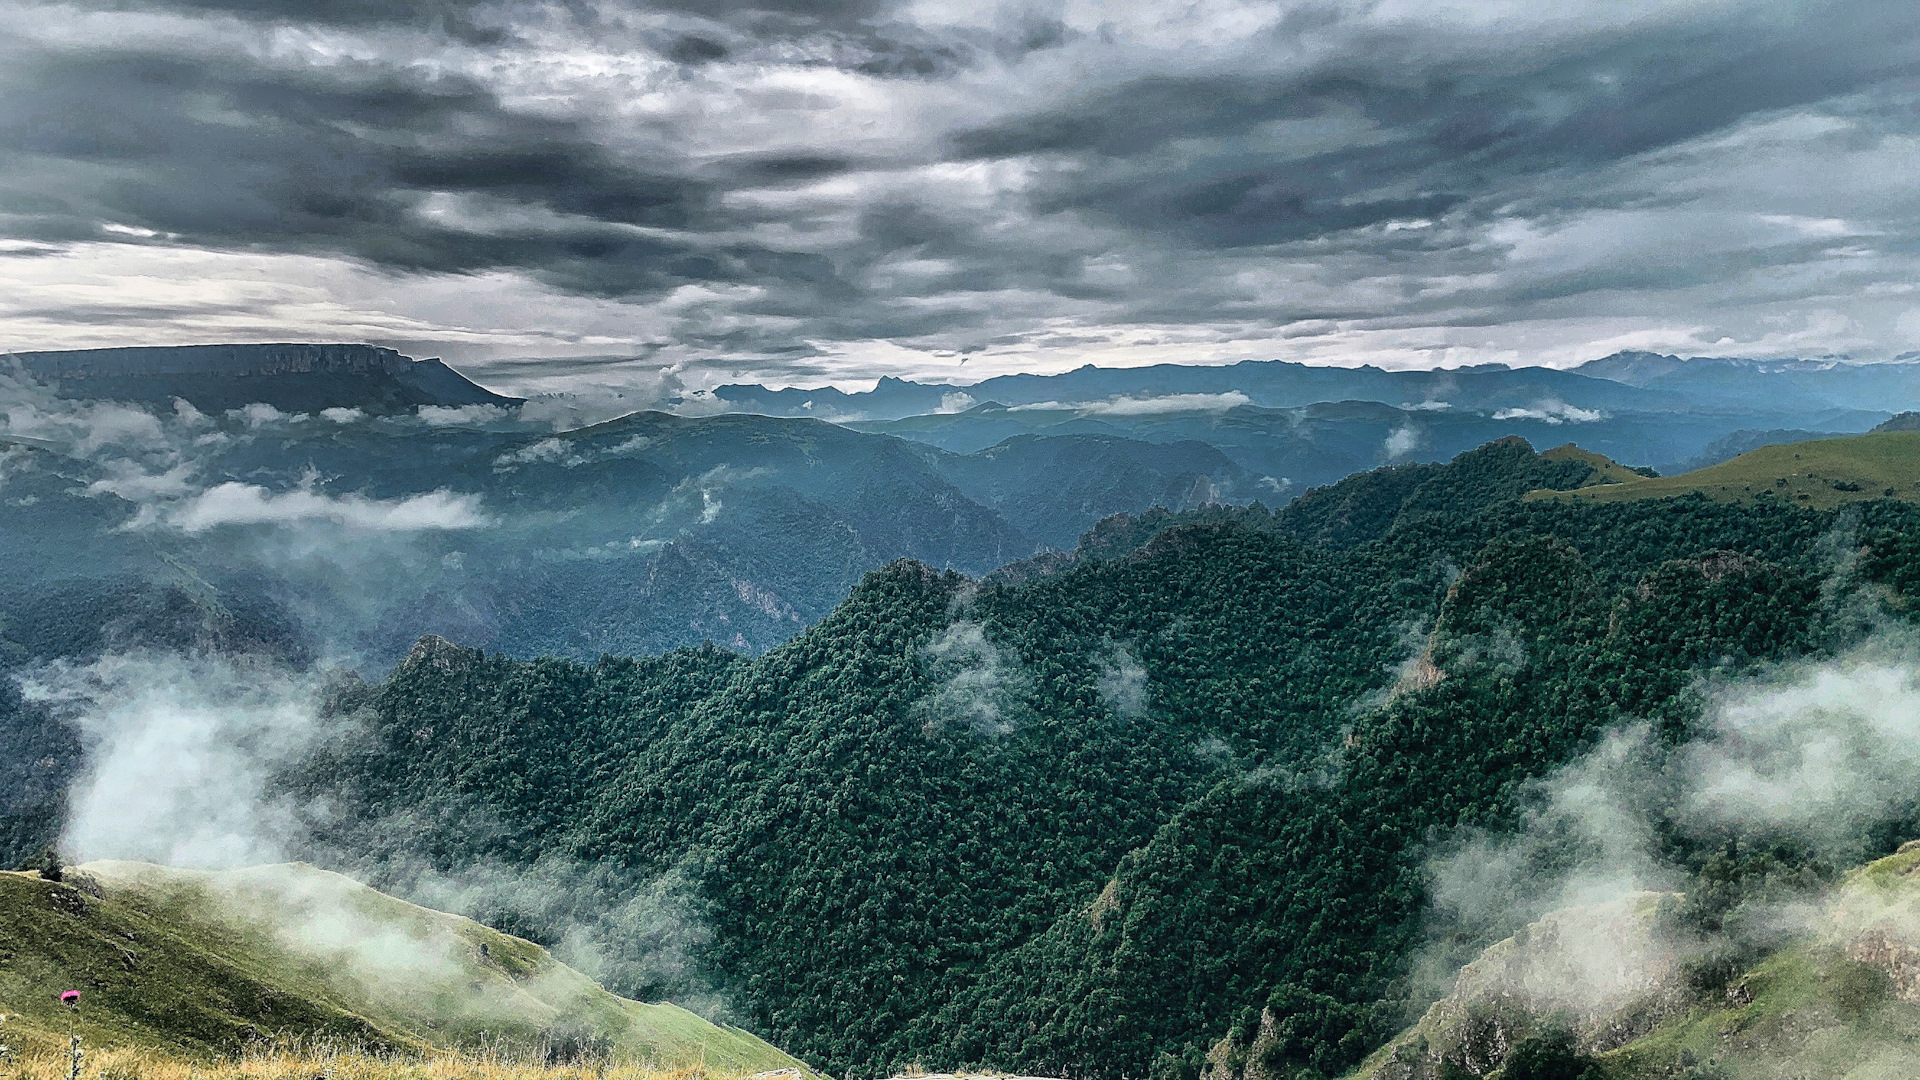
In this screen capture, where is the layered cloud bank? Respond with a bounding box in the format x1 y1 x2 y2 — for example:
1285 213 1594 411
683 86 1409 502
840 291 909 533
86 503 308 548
2 0 1918 388
0 367 497 536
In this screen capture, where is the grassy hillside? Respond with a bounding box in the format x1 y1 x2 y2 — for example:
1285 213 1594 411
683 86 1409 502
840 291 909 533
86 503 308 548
1530 430 1920 509
0 863 804 1075
1538 443 1654 486
0 1042 755 1080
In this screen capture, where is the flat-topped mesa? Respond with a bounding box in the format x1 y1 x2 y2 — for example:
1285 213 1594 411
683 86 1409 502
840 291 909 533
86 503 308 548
2 342 518 414
11 342 415 379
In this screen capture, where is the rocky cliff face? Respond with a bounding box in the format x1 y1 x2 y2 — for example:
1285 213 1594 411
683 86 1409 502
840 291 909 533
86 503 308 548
1345 893 1691 1080
1830 840 1920 1001
1332 844 1920 1080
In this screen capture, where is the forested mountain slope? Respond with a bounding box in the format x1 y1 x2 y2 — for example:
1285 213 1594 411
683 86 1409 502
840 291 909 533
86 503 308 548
269 437 1920 1079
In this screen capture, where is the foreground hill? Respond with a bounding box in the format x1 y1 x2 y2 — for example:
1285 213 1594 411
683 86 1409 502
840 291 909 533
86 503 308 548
0 861 802 1073
1536 429 1920 509
251 437 1920 1079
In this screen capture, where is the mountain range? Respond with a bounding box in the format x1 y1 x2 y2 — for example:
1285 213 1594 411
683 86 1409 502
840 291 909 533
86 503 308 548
242 433 1920 1079
13 343 1920 1080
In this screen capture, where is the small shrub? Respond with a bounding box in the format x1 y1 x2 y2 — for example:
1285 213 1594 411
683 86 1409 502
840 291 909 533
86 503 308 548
1500 1028 1601 1080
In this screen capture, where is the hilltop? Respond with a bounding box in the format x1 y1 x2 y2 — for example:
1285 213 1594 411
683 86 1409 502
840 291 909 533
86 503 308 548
1532 430 1920 509
0 861 803 1073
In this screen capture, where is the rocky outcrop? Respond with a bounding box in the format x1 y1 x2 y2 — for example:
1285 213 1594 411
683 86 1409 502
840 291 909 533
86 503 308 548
403 633 482 674
1359 893 1690 1080
1829 841 1920 1002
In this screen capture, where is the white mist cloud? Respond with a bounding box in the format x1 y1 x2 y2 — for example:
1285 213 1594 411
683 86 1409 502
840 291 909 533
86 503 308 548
1 374 169 455
1095 645 1151 720
1424 637 1920 1007
1010 391 1252 416
919 620 1025 736
153 482 492 534
231 402 294 428
1493 400 1606 424
30 646 731 1015
494 436 577 469
1681 657 1920 845
1384 424 1421 459
27 652 325 868
85 460 197 501
418 404 512 427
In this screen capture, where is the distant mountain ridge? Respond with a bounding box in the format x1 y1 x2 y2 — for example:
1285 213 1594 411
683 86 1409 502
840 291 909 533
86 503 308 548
4 343 517 414
694 351 1920 422
693 358 1667 420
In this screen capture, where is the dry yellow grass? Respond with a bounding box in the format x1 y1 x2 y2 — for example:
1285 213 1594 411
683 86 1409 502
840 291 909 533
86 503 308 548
1528 429 1920 510
0 1033 797 1080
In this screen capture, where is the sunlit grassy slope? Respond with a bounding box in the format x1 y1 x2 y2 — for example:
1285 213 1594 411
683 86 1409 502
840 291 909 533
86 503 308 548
0 864 805 1076
1537 443 1652 486
1527 430 1920 510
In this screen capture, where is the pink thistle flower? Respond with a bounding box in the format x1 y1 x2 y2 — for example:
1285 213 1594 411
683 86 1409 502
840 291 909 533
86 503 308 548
60 991 80 1007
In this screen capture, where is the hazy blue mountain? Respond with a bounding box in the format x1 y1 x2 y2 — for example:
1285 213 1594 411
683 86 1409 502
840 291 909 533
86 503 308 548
854 398 1885 492
0 384 1262 662
696 358 1669 420
1668 427 1844 472
6 342 1909 664
696 352 1920 424
1571 350 1920 412
908 433 1251 550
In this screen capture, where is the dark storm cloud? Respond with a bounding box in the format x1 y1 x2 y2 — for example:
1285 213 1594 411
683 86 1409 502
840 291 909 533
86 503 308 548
4 0 1920 375
957 6 1920 247
0 37 818 301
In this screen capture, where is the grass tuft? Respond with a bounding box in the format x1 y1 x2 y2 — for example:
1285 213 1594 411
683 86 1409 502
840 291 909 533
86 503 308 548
0 1037 779 1080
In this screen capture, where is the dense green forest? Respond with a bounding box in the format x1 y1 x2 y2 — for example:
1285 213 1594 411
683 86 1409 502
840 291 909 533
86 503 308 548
265 436 1920 1079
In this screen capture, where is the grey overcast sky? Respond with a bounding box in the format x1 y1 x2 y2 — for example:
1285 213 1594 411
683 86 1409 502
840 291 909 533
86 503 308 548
2 0 1918 393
